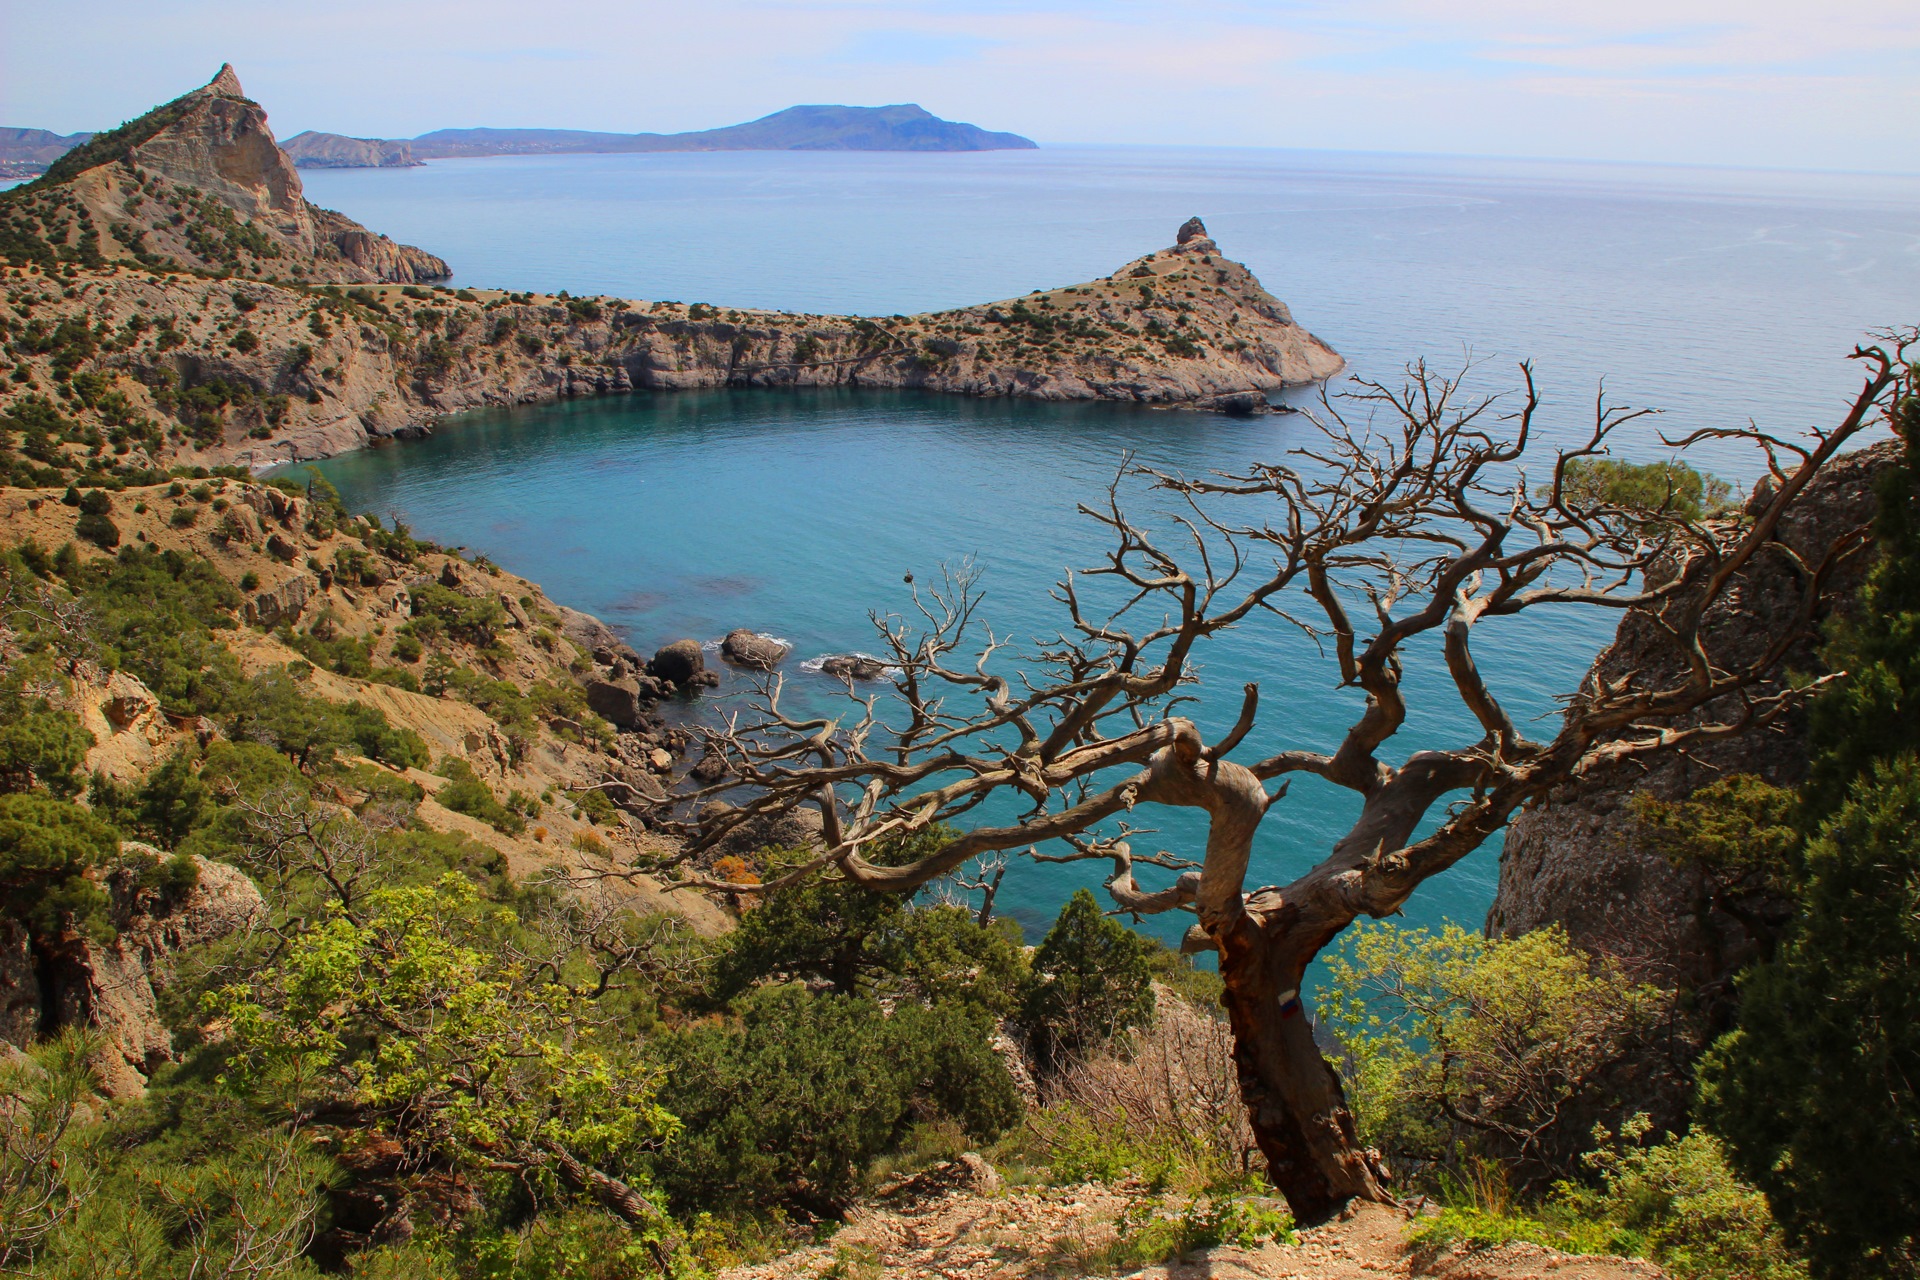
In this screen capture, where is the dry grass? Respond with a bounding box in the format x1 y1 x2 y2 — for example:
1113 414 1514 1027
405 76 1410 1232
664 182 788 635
1043 993 1258 1187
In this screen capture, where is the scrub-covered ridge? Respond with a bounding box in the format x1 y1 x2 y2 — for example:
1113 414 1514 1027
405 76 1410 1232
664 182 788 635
0 70 1338 481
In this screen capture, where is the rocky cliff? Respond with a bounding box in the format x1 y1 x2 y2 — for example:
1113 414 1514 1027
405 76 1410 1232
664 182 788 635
1487 442 1904 1008
283 130 421 169
0 65 446 283
0 852 265 1096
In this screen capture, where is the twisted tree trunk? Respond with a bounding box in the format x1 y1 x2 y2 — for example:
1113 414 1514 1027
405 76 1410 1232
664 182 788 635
1216 912 1391 1220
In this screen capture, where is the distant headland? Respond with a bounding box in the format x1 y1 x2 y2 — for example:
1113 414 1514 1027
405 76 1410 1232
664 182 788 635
0 64 1338 479
1 102 1036 177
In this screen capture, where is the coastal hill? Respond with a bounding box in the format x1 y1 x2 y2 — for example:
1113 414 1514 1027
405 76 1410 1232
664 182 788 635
0 67 1339 479
279 130 419 169
0 65 446 282
400 104 1037 160
14 103 1036 175
0 126 94 179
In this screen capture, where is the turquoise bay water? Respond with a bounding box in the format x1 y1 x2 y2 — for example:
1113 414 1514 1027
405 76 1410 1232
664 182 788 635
298 147 1920 947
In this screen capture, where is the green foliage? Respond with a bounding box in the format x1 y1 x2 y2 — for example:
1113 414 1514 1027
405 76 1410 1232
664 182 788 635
225 667 429 770
1416 1122 1805 1280
648 983 1019 1217
0 1030 104 1272
0 792 119 941
1700 757 1920 1279
410 581 509 647
1550 457 1735 520
1700 386 1920 1279
212 874 678 1206
435 757 525 834
1321 922 1666 1188
1084 1195 1293 1272
1634 774 1801 892
709 828 1028 1018
50 543 246 717
1020 888 1154 1065
0 694 91 797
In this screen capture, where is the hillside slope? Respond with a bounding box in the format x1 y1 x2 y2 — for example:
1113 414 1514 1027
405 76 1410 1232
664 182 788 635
0 65 445 283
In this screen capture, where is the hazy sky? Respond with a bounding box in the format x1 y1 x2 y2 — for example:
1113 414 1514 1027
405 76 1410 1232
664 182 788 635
6 0 1916 172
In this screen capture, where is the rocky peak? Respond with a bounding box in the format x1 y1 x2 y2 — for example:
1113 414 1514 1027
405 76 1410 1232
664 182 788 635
1176 215 1209 245
0 64 448 283
198 62 248 101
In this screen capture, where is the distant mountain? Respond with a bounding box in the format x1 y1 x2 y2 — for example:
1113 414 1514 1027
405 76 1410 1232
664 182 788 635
0 127 95 163
3 103 1035 175
282 131 420 169
406 104 1037 161
0 128 96 179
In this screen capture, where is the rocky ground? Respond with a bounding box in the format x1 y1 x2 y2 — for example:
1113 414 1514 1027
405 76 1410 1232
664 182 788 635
713 1159 1663 1280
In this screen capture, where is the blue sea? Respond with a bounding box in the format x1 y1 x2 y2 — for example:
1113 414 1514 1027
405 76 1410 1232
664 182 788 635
295 147 1920 950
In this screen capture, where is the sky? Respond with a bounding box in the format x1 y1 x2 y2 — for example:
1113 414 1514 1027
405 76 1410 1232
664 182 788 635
4 0 1917 173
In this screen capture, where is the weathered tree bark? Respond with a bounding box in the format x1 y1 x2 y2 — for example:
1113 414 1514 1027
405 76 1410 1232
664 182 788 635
1218 913 1390 1218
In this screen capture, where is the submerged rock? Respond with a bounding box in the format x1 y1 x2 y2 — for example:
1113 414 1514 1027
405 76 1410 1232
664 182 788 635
821 654 887 680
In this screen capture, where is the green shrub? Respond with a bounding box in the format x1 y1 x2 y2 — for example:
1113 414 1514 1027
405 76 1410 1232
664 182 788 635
1415 1122 1805 1280
0 792 119 942
1699 391 1920 1279
1321 921 1667 1189
0 703 91 797
1019 888 1154 1066
223 668 428 770
647 984 1019 1217
1546 457 1734 520
409 581 508 647
435 757 524 834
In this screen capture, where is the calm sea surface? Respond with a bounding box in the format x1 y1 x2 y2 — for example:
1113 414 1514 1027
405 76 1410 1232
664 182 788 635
295 147 1920 950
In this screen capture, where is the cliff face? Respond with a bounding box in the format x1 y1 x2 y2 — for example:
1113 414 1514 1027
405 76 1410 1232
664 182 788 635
283 131 420 169
1487 443 1903 1006
0 853 266 1097
0 66 446 283
1 217 1341 474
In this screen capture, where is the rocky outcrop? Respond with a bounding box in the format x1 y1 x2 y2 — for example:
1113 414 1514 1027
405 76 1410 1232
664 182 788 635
283 130 421 169
0 65 446 283
1488 442 1903 1012
649 639 709 687
720 629 790 670
0 852 266 1097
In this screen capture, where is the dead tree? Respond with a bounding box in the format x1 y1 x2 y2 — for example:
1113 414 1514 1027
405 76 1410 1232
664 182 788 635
645 334 1914 1222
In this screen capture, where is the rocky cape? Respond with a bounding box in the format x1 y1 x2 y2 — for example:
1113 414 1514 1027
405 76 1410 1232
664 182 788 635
0 66 446 284
0 67 1338 474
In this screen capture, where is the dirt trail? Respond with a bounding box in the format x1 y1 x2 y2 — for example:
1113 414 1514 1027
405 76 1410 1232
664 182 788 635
714 1161 1664 1280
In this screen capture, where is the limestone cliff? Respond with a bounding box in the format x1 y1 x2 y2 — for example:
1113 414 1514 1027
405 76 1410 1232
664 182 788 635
1487 442 1904 1011
0 66 446 283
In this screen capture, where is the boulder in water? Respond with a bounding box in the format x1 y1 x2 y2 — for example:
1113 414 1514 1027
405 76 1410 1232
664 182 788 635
649 638 708 686
721 629 790 670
